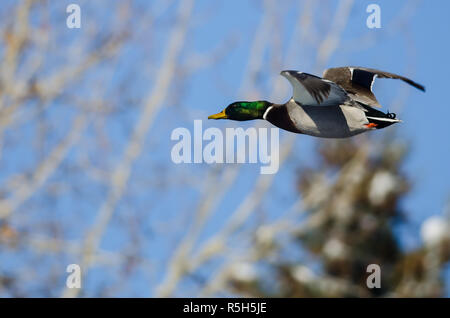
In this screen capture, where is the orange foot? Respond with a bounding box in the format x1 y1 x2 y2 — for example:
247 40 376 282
365 123 378 128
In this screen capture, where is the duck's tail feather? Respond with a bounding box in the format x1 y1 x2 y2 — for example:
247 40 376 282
360 104 401 128
366 116 402 123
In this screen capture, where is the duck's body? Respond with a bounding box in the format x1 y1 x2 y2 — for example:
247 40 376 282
209 66 425 138
265 99 370 138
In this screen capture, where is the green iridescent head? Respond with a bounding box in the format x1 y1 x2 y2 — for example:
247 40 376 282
208 101 272 121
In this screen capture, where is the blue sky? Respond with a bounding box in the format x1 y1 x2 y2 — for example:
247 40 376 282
81 0 450 296
177 0 450 294
1 0 449 297
180 0 449 235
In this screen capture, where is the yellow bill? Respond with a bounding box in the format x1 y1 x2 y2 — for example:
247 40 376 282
208 109 228 119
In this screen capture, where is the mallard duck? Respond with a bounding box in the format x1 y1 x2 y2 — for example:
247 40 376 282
208 66 425 138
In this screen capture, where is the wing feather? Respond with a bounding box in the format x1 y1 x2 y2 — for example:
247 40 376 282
322 66 425 108
280 70 348 106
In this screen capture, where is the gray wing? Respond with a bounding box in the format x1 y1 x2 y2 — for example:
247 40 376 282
280 70 349 106
323 66 425 108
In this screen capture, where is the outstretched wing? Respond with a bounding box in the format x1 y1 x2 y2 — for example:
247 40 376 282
322 66 425 108
280 70 349 106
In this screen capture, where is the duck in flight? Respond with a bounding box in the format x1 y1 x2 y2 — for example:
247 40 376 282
208 66 425 138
